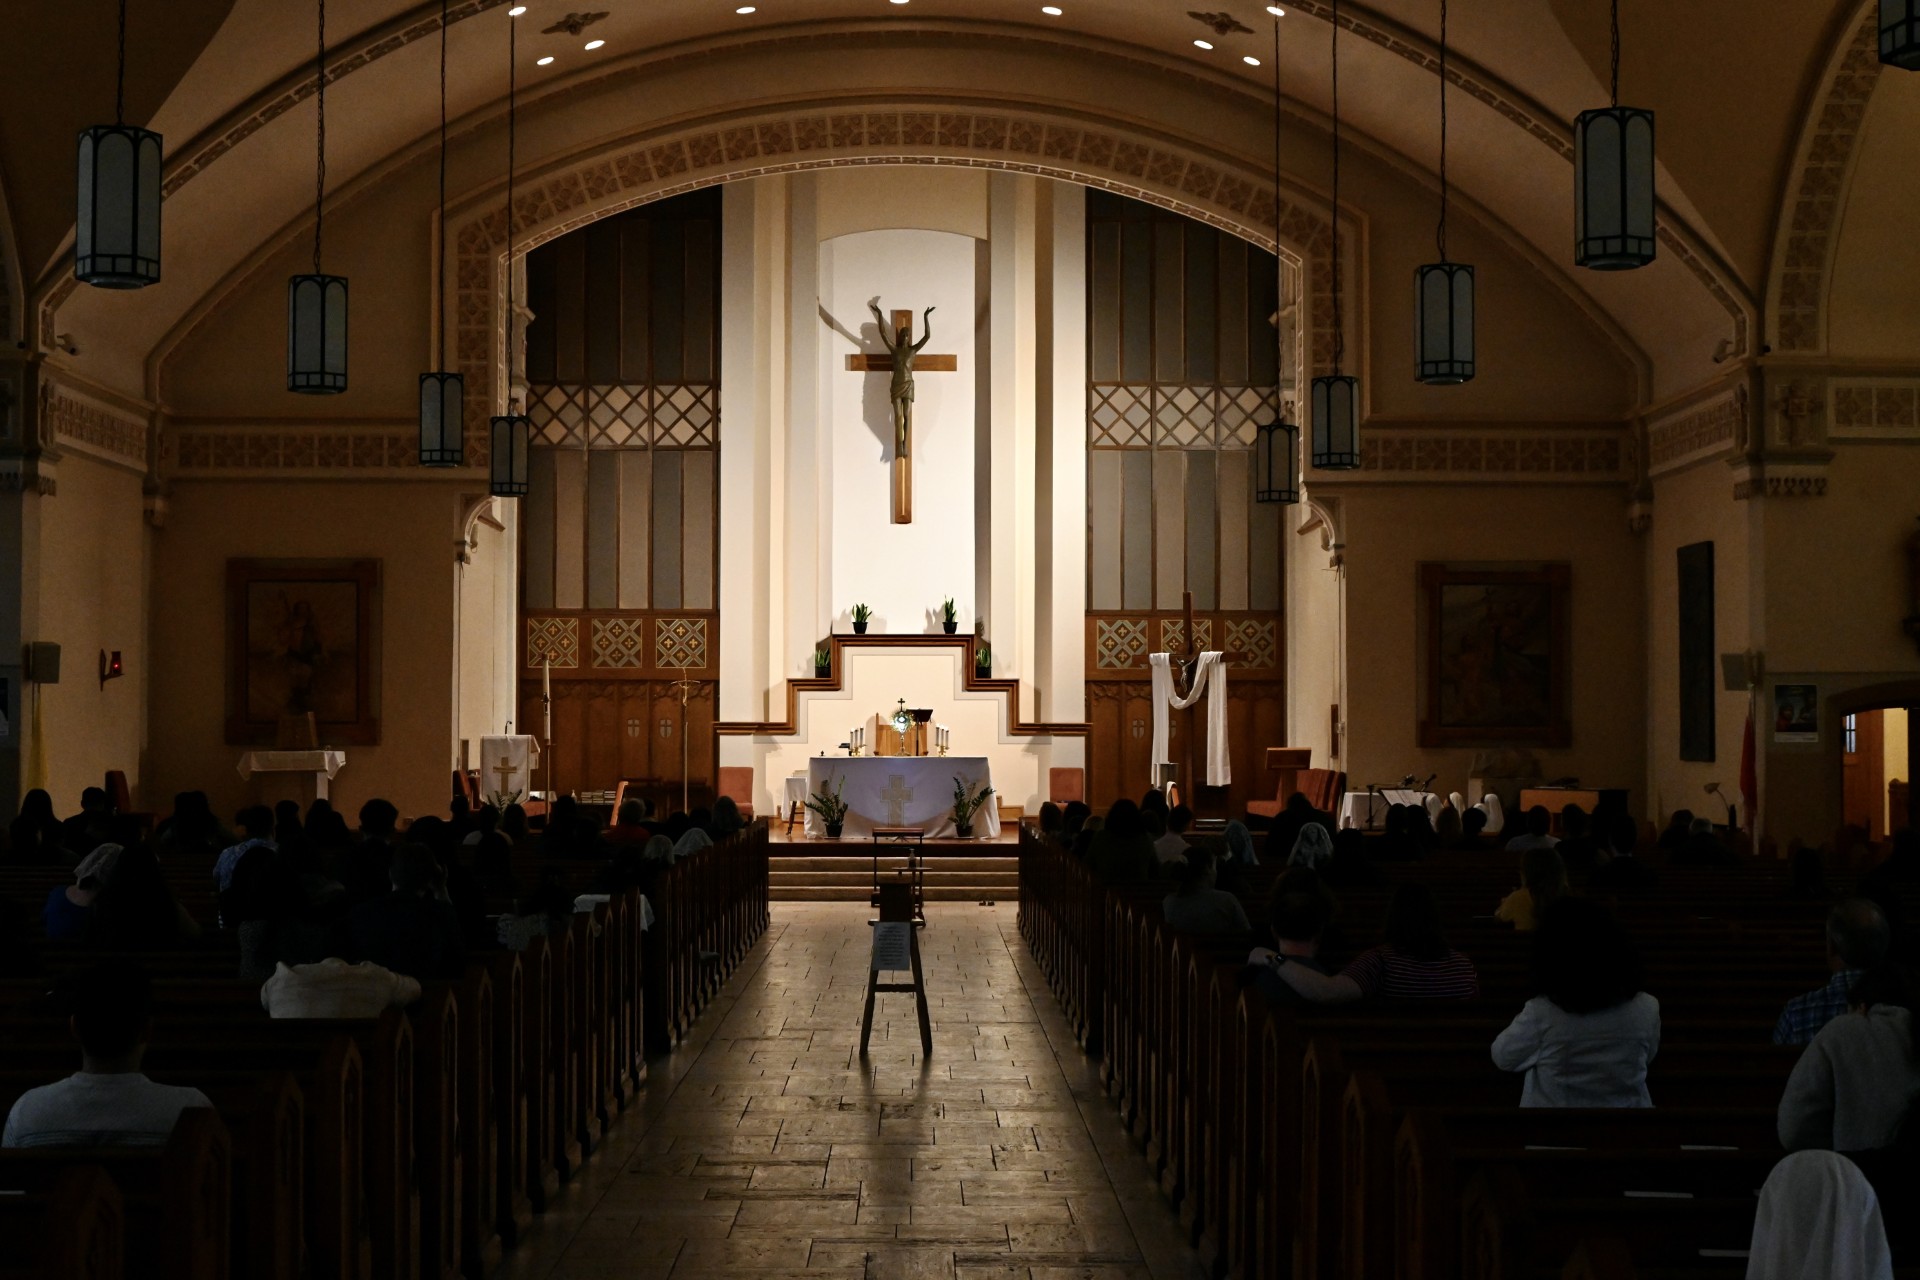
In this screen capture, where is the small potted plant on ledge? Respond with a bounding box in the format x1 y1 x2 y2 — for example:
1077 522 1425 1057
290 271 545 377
806 776 849 838
812 645 831 679
951 775 995 839
940 598 958 635
973 641 991 679
851 603 872 635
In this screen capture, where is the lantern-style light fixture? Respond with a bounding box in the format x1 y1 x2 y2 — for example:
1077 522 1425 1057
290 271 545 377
76 0 162 288
289 0 348 392
490 6 531 498
1254 18 1301 506
1311 0 1361 470
1414 0 1474 384
1881 0 1920 69
1574 0 1655 270
419 0 465 466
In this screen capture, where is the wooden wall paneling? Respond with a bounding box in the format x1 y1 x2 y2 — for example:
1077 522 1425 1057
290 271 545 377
682 450 715 609
1153 221 1183 383
651 452 684 610
1183 222 1217 383
618 218 650 381
1217 449 1249 611
650 219 685 383
1120 451 1153 610
683 219 716 383
618 451 651 609
1153 449 1185 610
585 451 621 610
524 450 556 610
1088 450 1123 610
551 449 587 610
584 220 623 383
1248 464 1282 612
1217 237 1248 386
1185 454 1217 610
552 234 587 384
1090 222 1121 381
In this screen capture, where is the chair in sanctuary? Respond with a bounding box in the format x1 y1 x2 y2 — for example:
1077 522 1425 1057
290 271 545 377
104 770 154 834
716 767 756 821
1048 768 1085 806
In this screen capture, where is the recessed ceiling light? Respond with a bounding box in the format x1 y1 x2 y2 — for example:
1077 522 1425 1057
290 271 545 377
736 4 756 10
537 54 555 64
1243 55 1260 65
1266 5 1286 14
890 0 909 6
1194 39 1214 50
1041 4 1062 13
507 4 526 13
584 38 605 49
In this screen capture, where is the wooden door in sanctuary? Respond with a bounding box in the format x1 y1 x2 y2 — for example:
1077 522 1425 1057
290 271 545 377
1081 192 1294 815
516 190 721 806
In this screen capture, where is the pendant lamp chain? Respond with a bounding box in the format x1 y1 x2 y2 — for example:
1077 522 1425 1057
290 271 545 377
1436 0 1448 261
1610 0 1621 108
115 0 128 123
314 0 326 276
1330 0 1343 376
506 11 517 394
438 0 449 373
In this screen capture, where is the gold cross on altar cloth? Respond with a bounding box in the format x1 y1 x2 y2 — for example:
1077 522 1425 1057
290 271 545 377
846 309 959 524
492 755 518 795
880 775 914 826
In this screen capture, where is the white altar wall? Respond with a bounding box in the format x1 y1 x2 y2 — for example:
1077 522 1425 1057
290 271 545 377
733 641 1052 818
819 227 980 634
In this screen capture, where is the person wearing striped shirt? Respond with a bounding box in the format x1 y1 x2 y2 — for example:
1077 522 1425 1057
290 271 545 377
1266 883 1479 1003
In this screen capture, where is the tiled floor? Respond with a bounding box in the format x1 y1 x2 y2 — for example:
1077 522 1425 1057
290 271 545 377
496 902 1200 1280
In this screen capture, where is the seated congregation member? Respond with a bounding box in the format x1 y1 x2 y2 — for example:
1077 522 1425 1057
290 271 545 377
1778 963 1920 1153
347 846 466 981
1249 867 1339 1006
1433 802 1462 848
1452 805 1490 851
1494 847 1568 933
1086 800 1156 884
1775 899 1891 1046
1657 809 1695 857
1060 801 1092 842
1491 898 1660 1108
45 843 122 942
223 841 325 980
1036 802 1063 841
1287 823 1333 870
498 802 534 850
672 825 714 862
212 805 276 895
711 795 745 838
152 791 229 863
1152 807 1190 866
1222 819 1258 867
336 798 400 904
261 956 422 1019
1553 806 1598 873
60 788 114 860
3 961 213 1148
1589 823 1660 891
1162 847 1251 935
1744 1150 1896 1280
1323 828 1384 888
1268 884 1478 1003
89 845 201 948
1504 805 1559 853
1672 816 1734 866
7 788 67 863
606 799 653 846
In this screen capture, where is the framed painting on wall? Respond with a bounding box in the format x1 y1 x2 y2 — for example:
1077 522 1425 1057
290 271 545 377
225 559 381 745
1417 562 1572 748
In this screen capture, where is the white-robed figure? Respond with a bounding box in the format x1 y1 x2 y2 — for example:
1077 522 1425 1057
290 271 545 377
1746 1151 1893 1280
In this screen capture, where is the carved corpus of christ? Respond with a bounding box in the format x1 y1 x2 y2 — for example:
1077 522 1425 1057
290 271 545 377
847 300 956 523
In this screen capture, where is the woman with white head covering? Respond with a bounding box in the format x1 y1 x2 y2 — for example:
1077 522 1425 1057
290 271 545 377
1288 823 1334 870
1746 1151 1893 1280
1223 820 1257 866
43 844 123 941
671 827 713 863
640 834 675 863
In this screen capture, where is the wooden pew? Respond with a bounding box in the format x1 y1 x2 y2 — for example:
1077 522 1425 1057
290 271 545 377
0 1164 125 1280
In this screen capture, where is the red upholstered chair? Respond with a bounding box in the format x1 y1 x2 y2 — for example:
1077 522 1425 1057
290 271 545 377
103 770 153 835
1048 768 1085 806
716 767 756 821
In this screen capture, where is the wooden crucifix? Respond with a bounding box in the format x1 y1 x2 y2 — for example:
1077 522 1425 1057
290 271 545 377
845 302 958 523
1165 590 1247 812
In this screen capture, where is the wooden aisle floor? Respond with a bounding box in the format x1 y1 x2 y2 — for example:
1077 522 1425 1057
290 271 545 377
495 902 1201 1280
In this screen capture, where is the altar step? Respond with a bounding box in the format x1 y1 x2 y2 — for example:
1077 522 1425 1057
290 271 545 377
770 855 1018 902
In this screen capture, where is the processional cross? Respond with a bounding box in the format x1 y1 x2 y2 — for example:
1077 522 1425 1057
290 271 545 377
846 301 958 524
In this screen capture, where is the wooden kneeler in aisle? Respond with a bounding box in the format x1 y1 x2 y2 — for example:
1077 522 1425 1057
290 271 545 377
860 881 932 1058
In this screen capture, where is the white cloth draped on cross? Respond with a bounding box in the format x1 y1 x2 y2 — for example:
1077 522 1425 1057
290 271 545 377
1149 652 1231 788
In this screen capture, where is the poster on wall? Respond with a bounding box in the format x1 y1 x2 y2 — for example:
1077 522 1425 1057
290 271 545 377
1773 684 1820 743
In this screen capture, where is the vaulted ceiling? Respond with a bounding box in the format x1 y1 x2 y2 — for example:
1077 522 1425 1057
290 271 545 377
0 0 1887 407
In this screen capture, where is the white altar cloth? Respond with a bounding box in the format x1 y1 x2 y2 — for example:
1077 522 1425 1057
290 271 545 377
1338 788 1441 830
236 750 347 800
478 735 541 804
804 756 999 838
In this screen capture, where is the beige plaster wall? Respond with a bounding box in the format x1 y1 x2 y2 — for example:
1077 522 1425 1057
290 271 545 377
1286 506 1343 771
34 454 150 808
1336 483 1647 817
1827 71 1920 359
1643 457 1754 826
148 477 466 822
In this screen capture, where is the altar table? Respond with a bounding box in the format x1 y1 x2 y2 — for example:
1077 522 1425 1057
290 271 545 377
1338 788 1440 831
236 750 347 804
804 756 998 839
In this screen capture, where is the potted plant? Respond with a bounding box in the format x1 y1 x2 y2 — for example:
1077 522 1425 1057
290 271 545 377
812 645 831 679
974 641 991 679
851 603 872 635
951 775 995 839
940 598 958 635
805 776 849 838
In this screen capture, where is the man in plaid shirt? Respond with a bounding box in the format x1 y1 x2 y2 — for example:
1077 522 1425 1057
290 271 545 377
1772 899 1890 1046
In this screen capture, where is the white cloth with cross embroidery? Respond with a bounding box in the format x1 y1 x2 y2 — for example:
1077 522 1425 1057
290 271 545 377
803 757 997 839
478 735 541 805
1148 652 1231 789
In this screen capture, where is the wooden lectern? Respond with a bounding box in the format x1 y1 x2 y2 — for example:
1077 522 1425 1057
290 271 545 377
1246 747 1314 822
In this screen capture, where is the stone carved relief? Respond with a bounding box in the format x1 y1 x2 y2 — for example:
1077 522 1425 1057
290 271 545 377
1771 380 1825 448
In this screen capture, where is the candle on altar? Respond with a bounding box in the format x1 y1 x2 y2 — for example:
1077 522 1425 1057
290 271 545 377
542 658 552 740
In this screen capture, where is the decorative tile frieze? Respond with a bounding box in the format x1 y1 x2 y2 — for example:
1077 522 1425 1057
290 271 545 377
527 383 718 449
168 426 417 473
1648 392 1746 472
1094 618 1147 669
1225 618 1279 670
43 388 146 465
655 617 709 669
1351 429 1628 481
590 618 648 668
1160 618 1212 653
1091 385 1275 450
526 617 580 667
1829 378 1920 439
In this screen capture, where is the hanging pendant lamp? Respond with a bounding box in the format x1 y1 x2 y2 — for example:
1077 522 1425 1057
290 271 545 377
1574 0 1655 270
1255 16 1300 505
1883 0 1920 69
490 7 531 498
288 0 348 392
419 0 465 466
76 0 162 288
1414 0 1474 383
1311 0 1360 470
